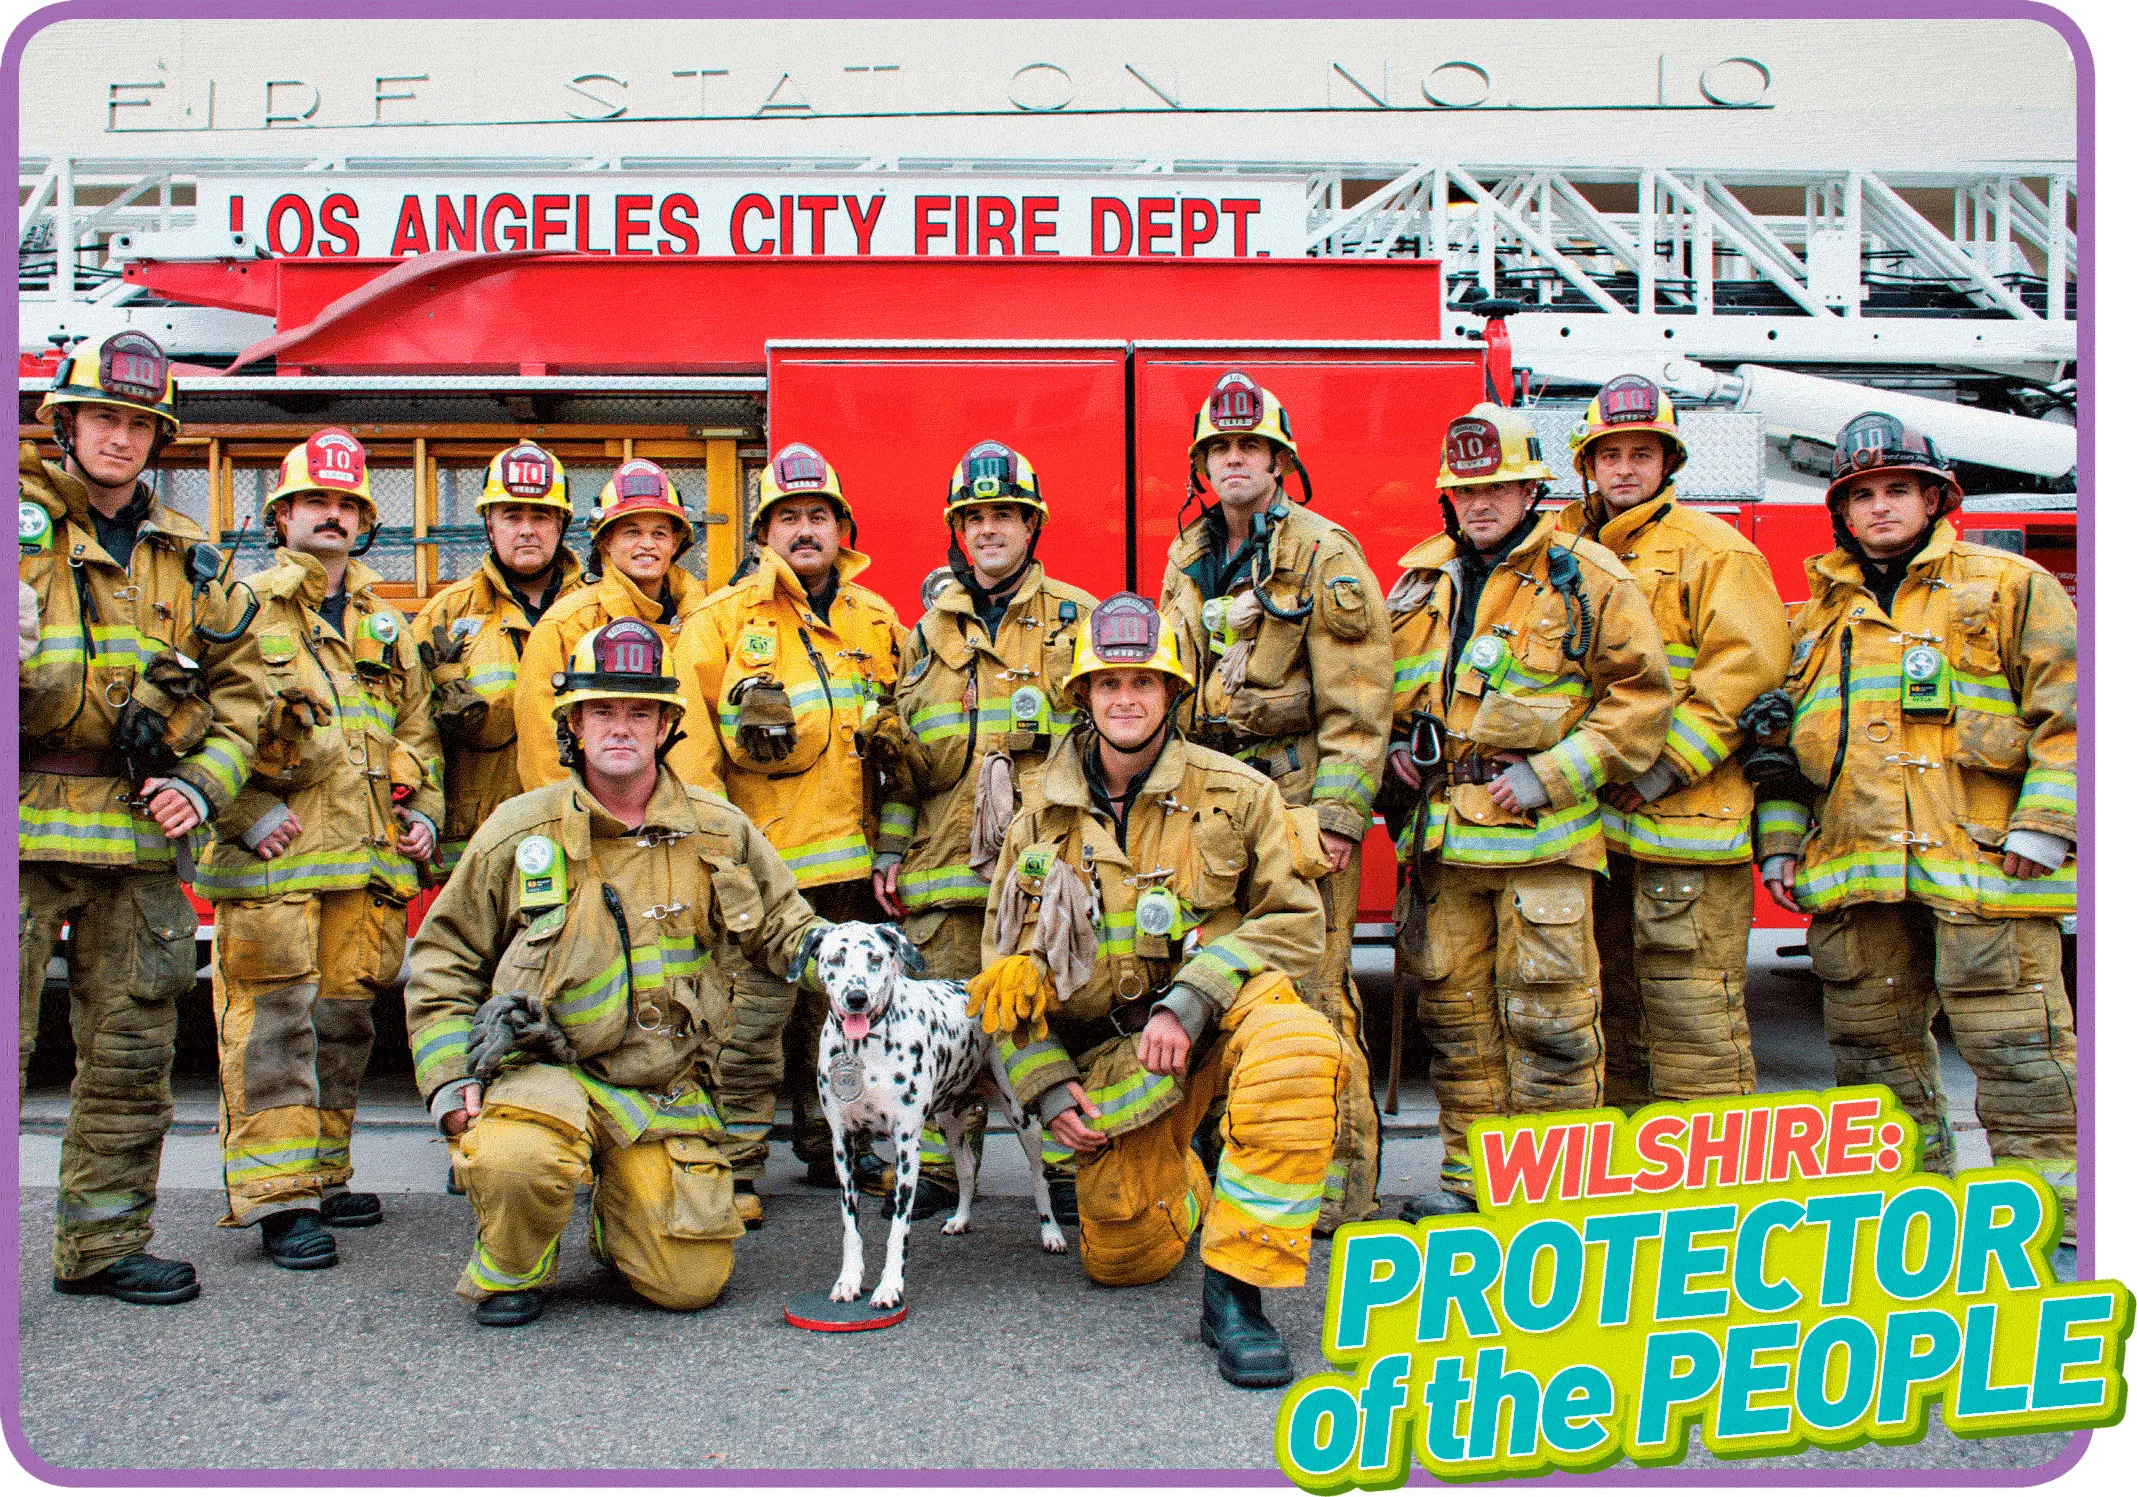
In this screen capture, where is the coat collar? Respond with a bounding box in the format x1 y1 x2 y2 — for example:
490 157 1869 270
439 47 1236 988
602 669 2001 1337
737 546 873 611
1811 516 1959 595
1040 727 1187 810
276 547 382 609
1587 486 1677 549
477 550 585 626
557 767 700 855
933 558 1047 621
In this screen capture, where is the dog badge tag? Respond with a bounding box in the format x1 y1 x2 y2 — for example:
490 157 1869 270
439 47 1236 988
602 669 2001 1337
828 1053 865 1103
450 615 483 643
1901 644 1952 717
515 835 566 909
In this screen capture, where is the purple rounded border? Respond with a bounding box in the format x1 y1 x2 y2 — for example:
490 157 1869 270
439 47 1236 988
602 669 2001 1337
1 0 2094 1488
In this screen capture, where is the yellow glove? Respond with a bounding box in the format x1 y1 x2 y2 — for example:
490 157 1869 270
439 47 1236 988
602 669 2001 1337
966 954 1056 1042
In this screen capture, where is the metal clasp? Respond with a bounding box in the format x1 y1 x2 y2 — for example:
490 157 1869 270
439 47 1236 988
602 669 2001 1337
1887 832 1943 848
998 666 1038 682
1126 868 1175 887
643 900 690 921
1883 754 1940 772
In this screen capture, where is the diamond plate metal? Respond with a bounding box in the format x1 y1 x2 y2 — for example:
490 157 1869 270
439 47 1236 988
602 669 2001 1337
1526 409 1766 502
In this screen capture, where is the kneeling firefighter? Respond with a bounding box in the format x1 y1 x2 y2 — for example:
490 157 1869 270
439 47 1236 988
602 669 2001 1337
970 593 1340 1389
1382 404 1672 1218
404 618 831 1325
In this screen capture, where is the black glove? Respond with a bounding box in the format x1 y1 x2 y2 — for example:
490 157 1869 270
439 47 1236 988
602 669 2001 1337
1737 688 1797 744
1736 688 1815 800
468 990 577 1082
113 700 179 782
729 677 797 762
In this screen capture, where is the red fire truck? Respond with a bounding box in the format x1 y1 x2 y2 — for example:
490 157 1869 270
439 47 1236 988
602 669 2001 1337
20 250 2079 943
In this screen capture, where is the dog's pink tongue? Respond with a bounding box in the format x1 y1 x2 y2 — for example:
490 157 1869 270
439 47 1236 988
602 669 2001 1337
841 1013 872 1042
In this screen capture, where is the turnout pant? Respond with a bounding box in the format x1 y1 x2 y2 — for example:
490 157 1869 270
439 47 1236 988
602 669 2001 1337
1300 854 1382 1229
1595 854 1758 1109
1810 901 2078 1241
211 888 405 1226
1406 860 1603 1199
455 1097 742 1309
717 879 877 1180
1075 974 1340 1291
21 864 197 1280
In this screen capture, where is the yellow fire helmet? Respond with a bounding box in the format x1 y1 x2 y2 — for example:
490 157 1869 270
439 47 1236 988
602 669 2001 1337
37 330 181 441
1189 369 1312 505
550 616 690 719
591 458 696 554
1567 373 1689 478
266 427 378 533
944 439 1047 527
1437 403 1556 490
753 442 855 543
480 441 571 515
1062 592 1194 702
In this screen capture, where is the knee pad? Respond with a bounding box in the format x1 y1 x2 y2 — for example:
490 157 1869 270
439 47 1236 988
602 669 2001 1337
1227 1008 1340 1154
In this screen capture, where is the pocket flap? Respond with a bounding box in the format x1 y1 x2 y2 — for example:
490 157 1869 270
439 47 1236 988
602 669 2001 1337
1637 866 1704 905
1513 884 1586 926
1284 804 1332 883
700 851 765 935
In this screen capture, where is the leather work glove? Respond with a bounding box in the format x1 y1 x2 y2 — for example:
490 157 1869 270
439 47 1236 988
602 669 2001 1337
254 685 335 781
419 625 491 744
467 990 577 1082
855 703 927 805
1736 688 1813 799
965 953 1058 1043
729 675 797 762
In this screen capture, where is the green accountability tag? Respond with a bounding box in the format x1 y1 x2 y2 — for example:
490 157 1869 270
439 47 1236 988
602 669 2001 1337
1901 644 1952 716
516 835 566 909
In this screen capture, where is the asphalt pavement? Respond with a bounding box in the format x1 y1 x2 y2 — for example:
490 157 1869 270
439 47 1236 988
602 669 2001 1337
12 935 2075 1477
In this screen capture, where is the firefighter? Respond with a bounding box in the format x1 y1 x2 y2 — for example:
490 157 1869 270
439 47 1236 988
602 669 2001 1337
1756 413 2078 1252
192 429 445 1270
1554 376 1791 1107
870 441 1097 1218
972 593 1338 1388
516 458 706 790
412 442 585 874
1156 370 1390 1232
404 619 829 1325
670 443 904 1225
1383 404 1673 1218
19 331 265 1304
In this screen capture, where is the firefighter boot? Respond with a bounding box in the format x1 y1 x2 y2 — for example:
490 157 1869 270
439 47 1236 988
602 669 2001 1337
1200 1267 1294 1388
732 1180 764 1231
1399 1189 1477 1223
261 1208 338 1270
53 1252 201 1306
321 1191 383 1228
472 1290 547 1327
881 1174 959 1221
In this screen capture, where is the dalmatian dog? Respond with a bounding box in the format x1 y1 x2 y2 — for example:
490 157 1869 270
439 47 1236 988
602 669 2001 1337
813 921 1068 1308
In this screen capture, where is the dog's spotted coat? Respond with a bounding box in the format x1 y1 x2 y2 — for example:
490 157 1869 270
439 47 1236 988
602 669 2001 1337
812 921 1068 1307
